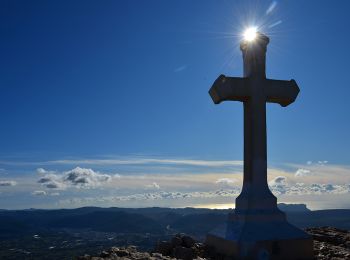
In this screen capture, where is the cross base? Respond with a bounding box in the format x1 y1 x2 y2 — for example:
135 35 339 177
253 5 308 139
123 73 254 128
206 210 314 259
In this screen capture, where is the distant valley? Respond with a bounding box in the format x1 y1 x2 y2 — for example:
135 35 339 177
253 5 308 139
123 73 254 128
0 204 349 259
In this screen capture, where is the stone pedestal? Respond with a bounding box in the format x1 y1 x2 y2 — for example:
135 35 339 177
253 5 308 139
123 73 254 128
206 208 314 259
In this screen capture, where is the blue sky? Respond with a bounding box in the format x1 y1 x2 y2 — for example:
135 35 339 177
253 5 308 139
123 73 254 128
0 0 350 209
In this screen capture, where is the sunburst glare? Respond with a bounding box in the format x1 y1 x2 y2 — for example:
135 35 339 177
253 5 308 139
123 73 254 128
243 26 258 42
192 0 288 74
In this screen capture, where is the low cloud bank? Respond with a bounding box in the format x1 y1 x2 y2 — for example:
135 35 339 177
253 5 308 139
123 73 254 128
269 176 350 196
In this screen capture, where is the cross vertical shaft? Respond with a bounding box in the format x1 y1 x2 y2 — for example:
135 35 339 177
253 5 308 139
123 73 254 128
235 34 276 211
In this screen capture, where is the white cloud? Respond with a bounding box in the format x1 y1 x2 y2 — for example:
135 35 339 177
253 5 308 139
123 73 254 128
63 167 111 188
38 173 66 190
269 176 287 185
145 182 160 190
32 190 47 196
318 160 328 165
295 168 311 177
215 178 236 187
269 176 288 195
37 168 48 174
36 168 56 175
37 167 112 190
0 180 17 187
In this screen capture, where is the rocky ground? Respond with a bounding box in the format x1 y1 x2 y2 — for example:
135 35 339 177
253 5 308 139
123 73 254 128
306 227 350 259
77 227 350 260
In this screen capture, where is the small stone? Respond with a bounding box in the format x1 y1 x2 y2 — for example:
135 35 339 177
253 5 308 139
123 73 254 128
346 241 350 249
127 246 137 253
100 251 110 257
114 249 130 257
130 252 151 260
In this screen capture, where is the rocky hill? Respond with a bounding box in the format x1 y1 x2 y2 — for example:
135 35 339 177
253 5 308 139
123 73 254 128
77 227 350 260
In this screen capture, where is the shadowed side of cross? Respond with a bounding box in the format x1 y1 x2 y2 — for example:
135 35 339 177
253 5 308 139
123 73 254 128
206 32 314 260
208 32 300 212
209 75 300 107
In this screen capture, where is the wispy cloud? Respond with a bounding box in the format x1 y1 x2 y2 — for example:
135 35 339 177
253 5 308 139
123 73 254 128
47 157 243 167
31 190 60 197
268 20 282 29
174 65 187 73
58 180 350 207
58 189 242 206
145 182 160 190
36 168 56 175
266 1 277 15
295 168 311 177
318 160 328 165
215 178 236 188
285 162 350 183
0 157 243 174
0 180 17 187
32 190 47 196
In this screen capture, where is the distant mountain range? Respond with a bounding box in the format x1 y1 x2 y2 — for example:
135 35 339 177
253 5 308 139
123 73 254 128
0 204 349 239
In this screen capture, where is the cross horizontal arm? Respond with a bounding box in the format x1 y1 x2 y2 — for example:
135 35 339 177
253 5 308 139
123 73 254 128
264 79 300 107
209 75 250 104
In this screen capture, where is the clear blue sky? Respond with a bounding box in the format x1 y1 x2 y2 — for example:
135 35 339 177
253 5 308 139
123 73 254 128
0 0 349 209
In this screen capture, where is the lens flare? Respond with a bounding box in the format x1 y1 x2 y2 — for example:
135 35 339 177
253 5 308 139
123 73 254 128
243 27 258 42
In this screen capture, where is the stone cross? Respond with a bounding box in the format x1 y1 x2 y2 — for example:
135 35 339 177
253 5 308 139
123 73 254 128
206 32 313 259
209 33 299 212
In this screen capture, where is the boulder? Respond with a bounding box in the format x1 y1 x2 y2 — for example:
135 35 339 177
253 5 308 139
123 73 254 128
171 236 182 248
182 236 195 248
155 241 172 256
173 246 195 260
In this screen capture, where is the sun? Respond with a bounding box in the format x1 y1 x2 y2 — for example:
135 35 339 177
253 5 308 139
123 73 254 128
243 27 258 42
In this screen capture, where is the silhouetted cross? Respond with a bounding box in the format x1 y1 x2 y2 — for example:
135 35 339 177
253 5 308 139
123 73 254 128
209 33 299 211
